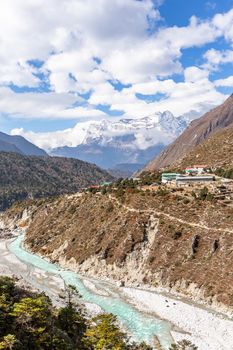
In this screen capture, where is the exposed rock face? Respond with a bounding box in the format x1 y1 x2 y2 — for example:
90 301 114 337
142 94 233 171
191 235 200 256
212 239 219 254
22 190 233 312
0 203 33 238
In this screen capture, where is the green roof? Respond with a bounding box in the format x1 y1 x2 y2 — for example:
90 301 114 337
162 173 178 177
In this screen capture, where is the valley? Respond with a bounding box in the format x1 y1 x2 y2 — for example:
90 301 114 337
1 166 233 349
0 228 232 350
19 185 233 312
1 2 233 349
1 99 233 348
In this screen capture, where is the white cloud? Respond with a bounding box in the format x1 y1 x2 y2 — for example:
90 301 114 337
11 122 94 149
0 60 40 87
130 79 176 95
89 66 225 118
204 49 233 69
157 15 220 50
0 87 106 120
46 51 111 93
215 76 233 87
0 0 159 85
151 81 225 116
213 9 233 43
0 0 231 124
184 66 210 82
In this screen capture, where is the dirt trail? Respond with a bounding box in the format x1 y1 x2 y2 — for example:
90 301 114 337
109 195 233 234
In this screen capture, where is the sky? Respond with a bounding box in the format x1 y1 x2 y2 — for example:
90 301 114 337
0 0 233 144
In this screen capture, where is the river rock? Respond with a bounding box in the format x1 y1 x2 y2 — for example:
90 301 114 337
117 280 125 287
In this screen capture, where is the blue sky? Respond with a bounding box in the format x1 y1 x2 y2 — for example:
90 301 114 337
160 0 233 26
0 0 233 149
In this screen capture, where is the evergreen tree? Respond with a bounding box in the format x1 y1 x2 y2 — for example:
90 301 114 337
169 339 198 350
57 285 87 349
85 313 129 349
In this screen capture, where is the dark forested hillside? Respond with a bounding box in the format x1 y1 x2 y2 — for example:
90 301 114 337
0 152 113 210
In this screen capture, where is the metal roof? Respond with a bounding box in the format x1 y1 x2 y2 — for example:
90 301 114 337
176 176 214 181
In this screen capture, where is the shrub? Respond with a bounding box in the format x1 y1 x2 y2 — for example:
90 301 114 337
169 339 198 349
172 231 182 240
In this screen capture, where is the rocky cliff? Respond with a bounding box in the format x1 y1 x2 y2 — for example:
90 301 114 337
141 94 233 171
21 189 233 313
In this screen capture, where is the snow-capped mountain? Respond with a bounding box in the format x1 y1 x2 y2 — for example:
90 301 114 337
65 111 187 149
48 111 189 171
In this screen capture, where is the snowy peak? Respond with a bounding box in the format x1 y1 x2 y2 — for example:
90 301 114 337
79 111 188 149
12 110 190 171
158 111 188 136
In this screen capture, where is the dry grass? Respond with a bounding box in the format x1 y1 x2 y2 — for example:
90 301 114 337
23 189 233 309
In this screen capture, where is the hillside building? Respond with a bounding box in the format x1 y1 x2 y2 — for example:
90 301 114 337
185 165 208 175
101 182 112 186
162 173 179 183
176 175 214 186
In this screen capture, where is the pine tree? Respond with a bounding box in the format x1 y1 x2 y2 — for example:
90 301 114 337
85 313 129 349
169 339 198 350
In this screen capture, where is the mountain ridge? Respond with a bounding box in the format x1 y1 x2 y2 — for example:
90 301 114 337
0 131 47 156
0 139 23 154
0 152 113 210
48 111 189 169
175 122 233 170
141 94 233 172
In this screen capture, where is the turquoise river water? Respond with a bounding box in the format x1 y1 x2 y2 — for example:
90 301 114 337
9 235 173 349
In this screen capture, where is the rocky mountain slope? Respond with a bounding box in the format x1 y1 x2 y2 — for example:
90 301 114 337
142 94 233 171
18 188 233 313
108 163 144 178
0 131 47 156
175 123 233 170
0 152 113 211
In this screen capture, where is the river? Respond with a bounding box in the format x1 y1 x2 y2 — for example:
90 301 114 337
9 235 173 349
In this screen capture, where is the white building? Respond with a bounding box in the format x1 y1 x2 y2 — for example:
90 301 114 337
161 173 178 183
185 165 208 175
176 175 214 186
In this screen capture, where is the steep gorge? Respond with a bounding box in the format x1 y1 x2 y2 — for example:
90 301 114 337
11 189 233 314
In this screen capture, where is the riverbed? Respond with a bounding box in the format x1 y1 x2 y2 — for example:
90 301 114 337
0 236 232 350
